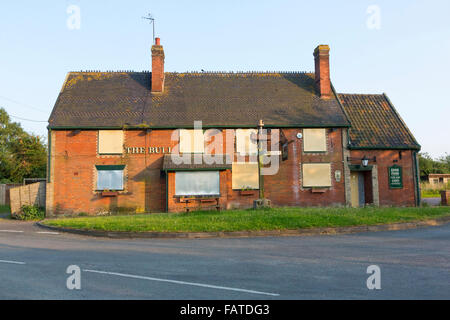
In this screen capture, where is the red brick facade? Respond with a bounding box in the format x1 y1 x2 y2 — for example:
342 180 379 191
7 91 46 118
46 127 419 216
349 150 418 206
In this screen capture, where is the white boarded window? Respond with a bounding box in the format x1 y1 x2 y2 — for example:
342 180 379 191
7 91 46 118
232 162 259 190
175 171 220 196
303 129 327 152
179 130 204 153
98 130 124 154
302 163 331 187
96 166 125 190
236 129 257 155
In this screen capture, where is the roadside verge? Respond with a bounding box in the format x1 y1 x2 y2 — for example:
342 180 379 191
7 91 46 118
36 215 450 239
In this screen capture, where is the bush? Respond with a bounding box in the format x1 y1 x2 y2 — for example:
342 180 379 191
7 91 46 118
12 205 45 221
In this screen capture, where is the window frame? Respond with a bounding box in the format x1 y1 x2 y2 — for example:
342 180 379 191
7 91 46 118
235 129 258 156
98 130 124 155
179 129 205 154
231 162 260 190
95 165 125 191
302 163 332 188
302 128 327 153
174 171 220 197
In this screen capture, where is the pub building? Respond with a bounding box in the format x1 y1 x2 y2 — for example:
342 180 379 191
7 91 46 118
46 39 421 215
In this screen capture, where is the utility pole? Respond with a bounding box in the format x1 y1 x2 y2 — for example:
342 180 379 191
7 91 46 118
257 119 265 199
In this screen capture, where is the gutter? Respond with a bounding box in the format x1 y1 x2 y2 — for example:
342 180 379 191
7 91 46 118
47 124 351 131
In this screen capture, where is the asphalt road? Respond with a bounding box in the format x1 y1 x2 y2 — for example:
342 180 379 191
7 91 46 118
0 219 449 300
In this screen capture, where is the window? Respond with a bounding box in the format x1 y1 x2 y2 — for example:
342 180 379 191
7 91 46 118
232 162 259 190
303 129 327 152
236 129 257 155
302 163 331 187
96 165 125 190
179 130 204 153
98 130 124 154
175 171 220 196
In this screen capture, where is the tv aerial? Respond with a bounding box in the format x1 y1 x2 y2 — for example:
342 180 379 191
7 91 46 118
142 13 156 44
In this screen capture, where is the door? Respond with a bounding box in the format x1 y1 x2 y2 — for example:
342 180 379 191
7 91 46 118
350 172 359 208
350 171 366 208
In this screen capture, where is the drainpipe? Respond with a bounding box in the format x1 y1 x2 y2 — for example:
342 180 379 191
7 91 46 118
413 151 421 206
47 128 52 183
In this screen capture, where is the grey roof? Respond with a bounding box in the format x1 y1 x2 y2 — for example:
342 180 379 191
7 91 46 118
48 71 350 129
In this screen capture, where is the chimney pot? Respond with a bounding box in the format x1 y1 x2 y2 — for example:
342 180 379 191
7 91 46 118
155 37 160 45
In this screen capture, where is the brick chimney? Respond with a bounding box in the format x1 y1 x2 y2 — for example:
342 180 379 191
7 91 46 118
151 37 165 93
313 45 331 99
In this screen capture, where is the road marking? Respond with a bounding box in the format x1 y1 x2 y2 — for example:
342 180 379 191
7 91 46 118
83 269 280 297
0 230 23 233
0 260 26 265
36 232 60 235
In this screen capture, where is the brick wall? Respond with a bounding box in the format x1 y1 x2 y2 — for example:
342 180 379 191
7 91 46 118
349 150 417 206
48 128 418 215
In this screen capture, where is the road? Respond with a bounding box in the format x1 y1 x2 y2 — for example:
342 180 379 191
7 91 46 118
0 219 449 299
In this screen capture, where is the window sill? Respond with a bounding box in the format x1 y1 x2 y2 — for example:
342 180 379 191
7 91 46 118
99 191 120 197
175 195 220 199
310 188 329 193
239 190 257 196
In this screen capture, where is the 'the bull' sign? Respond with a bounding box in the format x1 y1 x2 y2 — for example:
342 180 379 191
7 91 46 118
125 147 172 154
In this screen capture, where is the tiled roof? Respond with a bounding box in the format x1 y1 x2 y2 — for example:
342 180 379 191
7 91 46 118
162 154 232 171
48 72 350 128
338 93 420 150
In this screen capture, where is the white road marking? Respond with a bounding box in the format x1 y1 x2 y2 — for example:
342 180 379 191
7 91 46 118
0 230 23 233
36 232 60 235
83 269 280 297
0 260 26 265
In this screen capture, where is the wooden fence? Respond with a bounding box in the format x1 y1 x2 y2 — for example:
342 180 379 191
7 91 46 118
0 184 22 206
9 182 46 214
0 185 5 206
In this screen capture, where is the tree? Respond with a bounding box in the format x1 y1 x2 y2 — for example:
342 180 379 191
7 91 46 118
0 108 47 183
418 152 450 180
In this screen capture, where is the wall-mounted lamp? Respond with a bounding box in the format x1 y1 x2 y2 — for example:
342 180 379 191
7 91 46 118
347 155 377 167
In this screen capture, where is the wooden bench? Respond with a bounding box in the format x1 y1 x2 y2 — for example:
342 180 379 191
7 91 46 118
179 197 220 212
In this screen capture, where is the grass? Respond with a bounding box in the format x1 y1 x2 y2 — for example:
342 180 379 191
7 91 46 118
421 182 449 198
42 207 450 233
0 205 11 220
0 205 10 213
422 190 442 198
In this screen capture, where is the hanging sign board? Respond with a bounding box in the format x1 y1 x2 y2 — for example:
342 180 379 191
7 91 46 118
388 165 403 189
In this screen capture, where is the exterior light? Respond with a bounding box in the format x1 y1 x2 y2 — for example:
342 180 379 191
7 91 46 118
362 156 369 167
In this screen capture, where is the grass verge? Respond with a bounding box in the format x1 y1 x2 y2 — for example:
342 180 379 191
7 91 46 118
42 207 450 233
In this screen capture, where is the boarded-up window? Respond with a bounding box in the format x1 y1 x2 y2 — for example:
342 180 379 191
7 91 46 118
232 162 259 189
98 130 124 154
236 129 257 155
179 130 205 153
175 171 220 196
96 165 125 190
302 163 331 187
303 129 327 152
